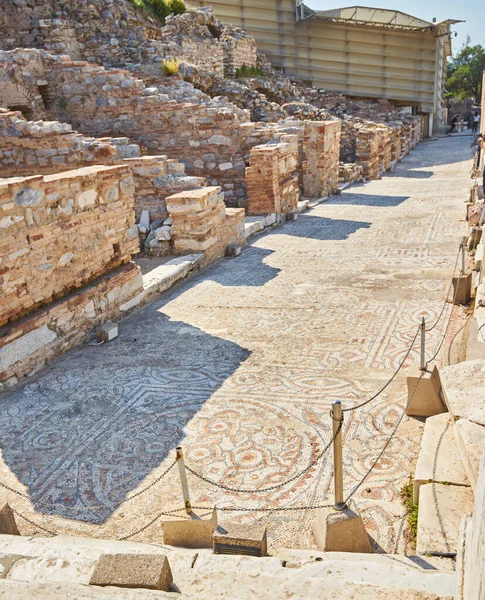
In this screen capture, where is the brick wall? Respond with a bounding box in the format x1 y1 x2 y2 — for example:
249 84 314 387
355 128 380 181
0 165 139 326
376 127 392 176
246 135 299 216
301 120 341 198
165 186 245 262
221 35 258 77
0 108 128 177
123 155 206 222
0 262 143 384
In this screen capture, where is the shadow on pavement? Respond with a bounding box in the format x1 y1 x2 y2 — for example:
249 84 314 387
0 312 251 524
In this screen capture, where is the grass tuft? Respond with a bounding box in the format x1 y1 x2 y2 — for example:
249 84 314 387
400 478 419 548
235 64 264 78
162 58 180 76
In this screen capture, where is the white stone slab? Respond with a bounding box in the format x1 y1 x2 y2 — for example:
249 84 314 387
454 419 485 490
0 325 57 372
440 359 485 420
417 483 474 557
414 414 469 503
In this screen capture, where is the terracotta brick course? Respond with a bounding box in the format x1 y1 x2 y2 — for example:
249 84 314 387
0 165 139 326
246 135 299 216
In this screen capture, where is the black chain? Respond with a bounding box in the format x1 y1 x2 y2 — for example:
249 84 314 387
185 419 342 494
344 370 425 504
342 326 420 413
426 245 461 332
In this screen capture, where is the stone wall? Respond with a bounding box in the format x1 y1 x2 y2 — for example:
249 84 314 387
301 120 340 198
0 109 136 177
123 155 206 223
0 165 139 327
355 128 380 181
461 453 485 600
0 262 143 385
376 127 392 176
221 33 258 77
246 135 299 216
165 186 245 262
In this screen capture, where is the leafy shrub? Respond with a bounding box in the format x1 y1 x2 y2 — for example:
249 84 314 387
129 0 186 23
162 58 180 76
168 0 186 15
235 64 264 79
147 0 171 22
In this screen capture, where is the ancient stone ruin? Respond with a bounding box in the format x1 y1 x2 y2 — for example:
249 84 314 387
0 1 425 386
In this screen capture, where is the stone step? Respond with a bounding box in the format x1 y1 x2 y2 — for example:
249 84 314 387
413 413 470 503
0 577 446 600
417 483 474 557
465 313 485 361
274 549 455 596
454 419 485 490
440 359 485 421
0 534 455 599
243 214 277 238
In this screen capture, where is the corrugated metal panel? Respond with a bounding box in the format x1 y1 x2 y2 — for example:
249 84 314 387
188 0 444 113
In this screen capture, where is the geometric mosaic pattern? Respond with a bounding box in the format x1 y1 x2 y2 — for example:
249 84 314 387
0 136 472 553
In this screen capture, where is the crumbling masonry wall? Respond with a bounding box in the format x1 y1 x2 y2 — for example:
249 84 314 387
246 135 299 216
301 120 341 198
0 165 139 327
123 155 206 223
0 109 127 177
165 186 245 262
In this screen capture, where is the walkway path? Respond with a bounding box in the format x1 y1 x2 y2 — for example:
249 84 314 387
0 135 472 553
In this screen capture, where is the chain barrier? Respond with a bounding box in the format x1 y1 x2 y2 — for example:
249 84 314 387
342 326 420 413
185 419 342 494
425 248 462 367
0 242 466 535
343 369 425 504
425 245 461 332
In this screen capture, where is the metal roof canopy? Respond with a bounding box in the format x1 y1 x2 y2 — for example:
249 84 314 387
304 5 461 34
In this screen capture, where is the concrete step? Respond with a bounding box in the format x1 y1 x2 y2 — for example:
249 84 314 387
454 419 485 490
0 534 455 599
417 483 474 557
413 413 470 503
440 359 485 421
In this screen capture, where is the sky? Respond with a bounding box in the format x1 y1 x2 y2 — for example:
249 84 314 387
307 0 484 54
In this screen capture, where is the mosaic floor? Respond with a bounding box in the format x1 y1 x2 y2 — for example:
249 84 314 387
0 135 473 553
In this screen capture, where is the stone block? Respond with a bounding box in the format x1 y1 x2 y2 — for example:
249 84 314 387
161 504 217 548
213 523 267 557
225 245 241 258
406 366 446 418
0 504 20 535
440 359 485 421
417 483 474 557
313 501 372 553
463 454 485 600
96 322 119 343
89 553 172 591
0 325 57 374
454 419 485 490
413 413 469 503
452 273 472 305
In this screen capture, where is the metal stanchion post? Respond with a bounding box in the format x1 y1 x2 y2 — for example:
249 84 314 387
461 236 467 275
420 317 426 371
332 400 346 511
176 446 192 514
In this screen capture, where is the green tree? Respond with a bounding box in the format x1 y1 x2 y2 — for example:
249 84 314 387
446 41 485 101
